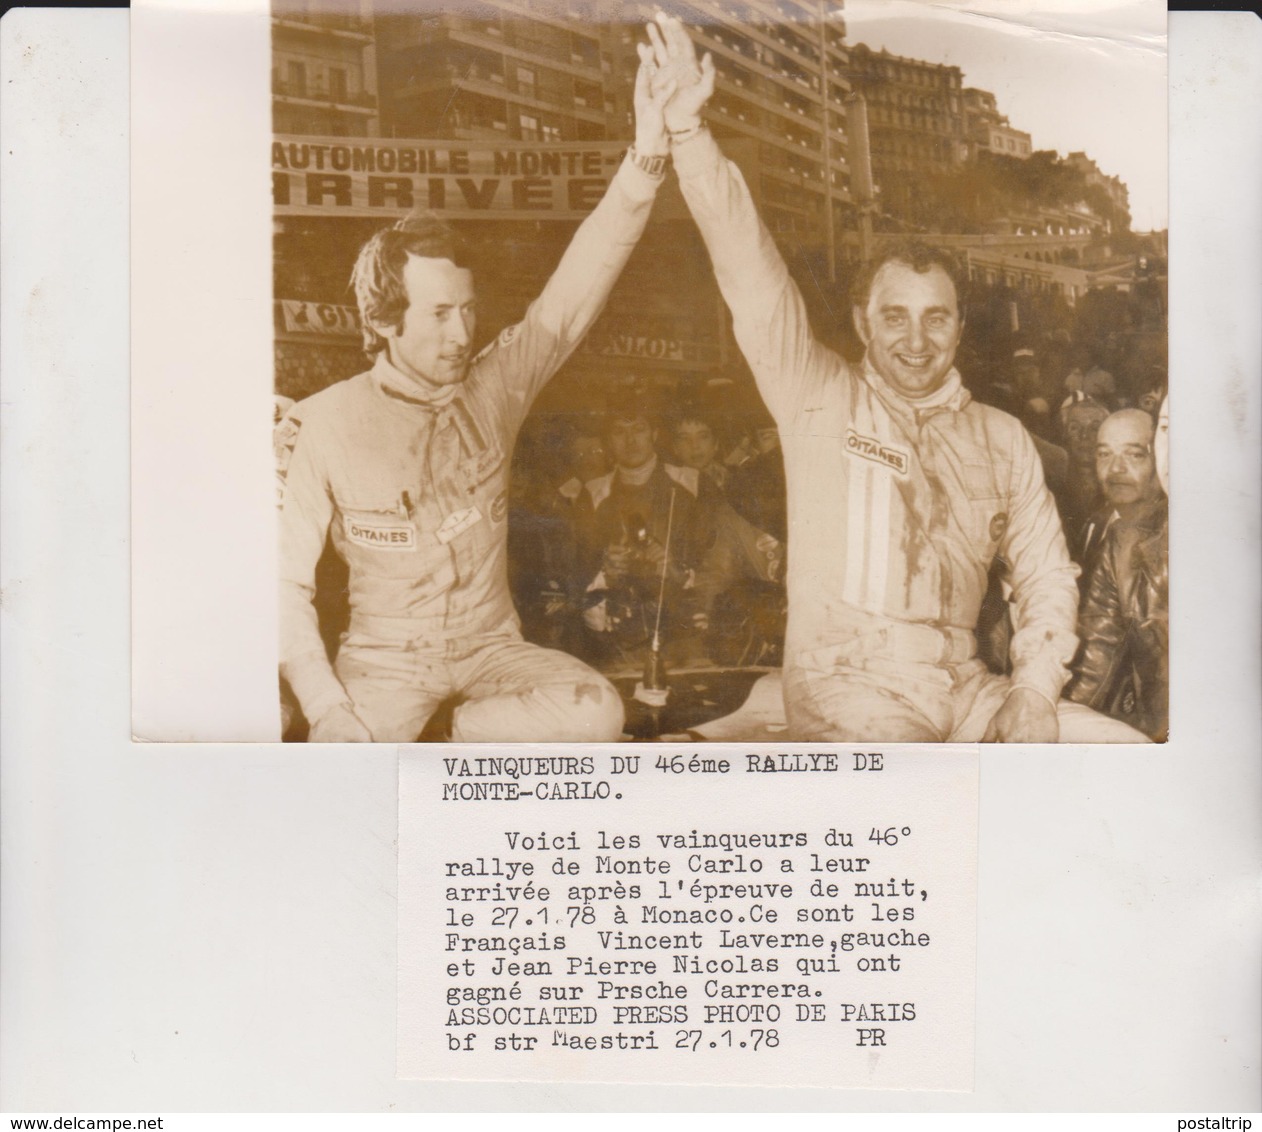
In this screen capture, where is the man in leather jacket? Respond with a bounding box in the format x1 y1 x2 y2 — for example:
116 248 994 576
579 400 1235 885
1073 408 1164 595
1068 399 1169 740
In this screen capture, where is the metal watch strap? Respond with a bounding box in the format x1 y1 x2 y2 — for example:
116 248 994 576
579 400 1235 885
628 146 667 178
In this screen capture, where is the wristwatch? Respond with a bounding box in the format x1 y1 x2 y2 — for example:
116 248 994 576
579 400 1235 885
628 146 668 178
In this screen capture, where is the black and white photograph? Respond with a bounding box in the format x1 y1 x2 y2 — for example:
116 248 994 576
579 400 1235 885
271 0 1170 744
4 0 1260 1117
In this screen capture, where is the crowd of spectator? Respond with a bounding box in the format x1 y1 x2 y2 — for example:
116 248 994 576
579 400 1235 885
505 302 1169 739
507 380 788 679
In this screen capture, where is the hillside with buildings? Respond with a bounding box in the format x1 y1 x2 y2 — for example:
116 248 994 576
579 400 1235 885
270 0 1162 406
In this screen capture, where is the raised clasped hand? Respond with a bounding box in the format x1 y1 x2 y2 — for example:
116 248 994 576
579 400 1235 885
643 12 716 132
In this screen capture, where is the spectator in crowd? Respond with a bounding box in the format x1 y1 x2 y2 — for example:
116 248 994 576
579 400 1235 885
554 417 608 510
505 423 586 652
692 443 788 667
1040 327 1074 398
573 391 716 671
649 12 1144 741
981 357 1068 512
1069 396 1168 740
1011 346 1057 442
1073 408 1163 595
722 399 781 474
1059 391 1111 539
1065 346 1116 406
1136 367 1167 418
668 399 728 495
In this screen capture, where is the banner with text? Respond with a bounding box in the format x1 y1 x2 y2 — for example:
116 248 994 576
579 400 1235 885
273 136 635 221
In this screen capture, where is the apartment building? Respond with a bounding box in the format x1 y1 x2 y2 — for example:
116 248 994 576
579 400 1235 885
846 42 966 220
373 0 855 261
273 0 379 136
963 87 1031 160
1066 151 1132 226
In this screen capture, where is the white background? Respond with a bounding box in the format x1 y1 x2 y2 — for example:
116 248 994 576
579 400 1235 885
3 5 1260 1114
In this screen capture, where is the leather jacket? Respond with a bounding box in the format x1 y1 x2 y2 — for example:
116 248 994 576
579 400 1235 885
1068 498 1168 740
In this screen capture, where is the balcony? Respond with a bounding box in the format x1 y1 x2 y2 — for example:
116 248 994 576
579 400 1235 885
710 105 823 165
445 21 602 81
700 33 827 117
701 3 822 72
716 78 823 138
508 84 605 123
271 12 373 43
272 79 377 113
490 0 579 35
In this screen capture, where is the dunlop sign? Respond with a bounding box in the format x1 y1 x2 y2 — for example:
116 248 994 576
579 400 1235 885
273 136 630 220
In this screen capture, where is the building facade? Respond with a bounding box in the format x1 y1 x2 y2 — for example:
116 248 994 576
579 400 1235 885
273 0 380 137
372 0 855 265
845 42 967 221
671 0 853 263
962 86 1031 160
1066 151 1131 227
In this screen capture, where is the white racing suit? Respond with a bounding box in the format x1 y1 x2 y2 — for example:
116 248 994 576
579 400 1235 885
673 129 1146 742
277 155 664 742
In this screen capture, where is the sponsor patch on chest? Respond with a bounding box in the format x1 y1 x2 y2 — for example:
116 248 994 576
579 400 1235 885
343 517 416 550
436 505 483 544
845 428 909 476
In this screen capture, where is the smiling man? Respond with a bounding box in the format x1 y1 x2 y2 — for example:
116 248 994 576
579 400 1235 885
1074 408 1162 588
646 12 1146 742
275 46 678 743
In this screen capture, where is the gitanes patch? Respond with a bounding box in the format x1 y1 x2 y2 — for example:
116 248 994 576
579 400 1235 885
344 516 416 551
845 428 909 476
989 512 1009 542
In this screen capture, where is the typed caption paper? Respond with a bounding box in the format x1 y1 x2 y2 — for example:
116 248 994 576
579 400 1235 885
399 745 978 1089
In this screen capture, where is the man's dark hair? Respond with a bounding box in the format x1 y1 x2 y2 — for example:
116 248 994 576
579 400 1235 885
349 211 471 356
668 399 722 436
601 385 661 434
849 239 968 316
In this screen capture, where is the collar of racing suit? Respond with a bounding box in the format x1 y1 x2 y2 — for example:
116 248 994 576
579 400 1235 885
370 351 461 410
369 351 496 458
860 357 972 429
